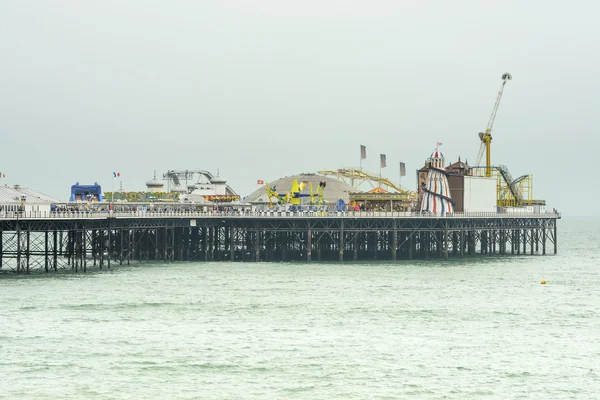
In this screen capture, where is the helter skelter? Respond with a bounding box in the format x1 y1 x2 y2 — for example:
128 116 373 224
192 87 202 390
419 148 454 215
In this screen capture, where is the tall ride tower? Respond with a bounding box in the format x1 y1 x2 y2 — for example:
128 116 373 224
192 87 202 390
419 149 454 215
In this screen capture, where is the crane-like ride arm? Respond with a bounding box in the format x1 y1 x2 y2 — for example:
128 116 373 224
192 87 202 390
309 181 326 205
475 72 512 177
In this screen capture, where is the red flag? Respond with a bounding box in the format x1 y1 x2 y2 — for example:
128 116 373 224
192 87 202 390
257 180 264 185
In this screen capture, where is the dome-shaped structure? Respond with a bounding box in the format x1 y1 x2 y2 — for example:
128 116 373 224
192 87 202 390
430 149 444 159
245 173 356 204
170 185 187 193
429 148 445 169
146 171 164 193
210 176 227 184
146 179 164 187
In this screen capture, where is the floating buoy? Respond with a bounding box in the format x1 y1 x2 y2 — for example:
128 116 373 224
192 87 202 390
541 280 547 285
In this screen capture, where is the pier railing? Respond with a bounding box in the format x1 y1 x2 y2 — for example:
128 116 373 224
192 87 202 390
0 210 561 220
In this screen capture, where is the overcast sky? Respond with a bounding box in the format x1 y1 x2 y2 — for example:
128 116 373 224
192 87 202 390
0 1 596 215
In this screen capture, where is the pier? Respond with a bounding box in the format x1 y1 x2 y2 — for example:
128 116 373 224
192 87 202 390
0 211 560 273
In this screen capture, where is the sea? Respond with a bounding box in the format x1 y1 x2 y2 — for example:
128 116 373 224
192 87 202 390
1 217 598 399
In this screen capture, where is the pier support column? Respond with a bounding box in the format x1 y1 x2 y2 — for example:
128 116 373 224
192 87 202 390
83 225 87 272
119 229 124 265
511 230 515 255
443 226 449 261
107 226 111 269
26 229 30 274
280 232 286 261
307 228 312 262
203 226 208 261
480 231 486 255
230 227 235 261
99 229 104 268
452 231 458 256
530 228 534 255
339 220 344 262
92 230 97 266
553 221 557 255
44 231 49 273
255 227 260 262
164 227 168 261
392 223 397 261
353 234 358 261
16 223 20 273
540 226 545 255
53 230 58 271
130 229 134 264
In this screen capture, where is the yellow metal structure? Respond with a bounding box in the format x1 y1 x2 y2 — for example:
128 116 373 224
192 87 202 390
472 166 545 208
475 73 512 177
317 168 417 203
265 179 325 208
471 74 546 208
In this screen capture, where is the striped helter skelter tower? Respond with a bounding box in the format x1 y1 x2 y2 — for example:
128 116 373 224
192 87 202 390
419 149 454 215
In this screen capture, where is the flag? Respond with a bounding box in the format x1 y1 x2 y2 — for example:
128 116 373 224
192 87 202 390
257 179 264 185
399 162 406 177
437 141 443 147
113 172 121 178
0 172 5 178
360 145 367 160
380 154 387 168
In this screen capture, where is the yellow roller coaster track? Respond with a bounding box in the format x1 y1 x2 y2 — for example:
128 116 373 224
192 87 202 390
317 168 417 201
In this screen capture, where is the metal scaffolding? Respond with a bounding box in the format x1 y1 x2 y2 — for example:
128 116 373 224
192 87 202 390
0 215 559 273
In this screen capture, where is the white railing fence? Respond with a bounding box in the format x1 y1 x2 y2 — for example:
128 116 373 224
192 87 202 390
0 210 562 220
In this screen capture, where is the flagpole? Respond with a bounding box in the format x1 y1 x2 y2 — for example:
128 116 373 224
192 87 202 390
398 166 402 189
111 175 114 212
360 145 364 172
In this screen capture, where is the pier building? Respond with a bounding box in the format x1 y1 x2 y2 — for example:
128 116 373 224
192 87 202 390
0 185 60 216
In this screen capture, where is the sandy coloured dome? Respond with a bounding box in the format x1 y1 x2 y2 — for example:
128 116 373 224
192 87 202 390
244 173 356 204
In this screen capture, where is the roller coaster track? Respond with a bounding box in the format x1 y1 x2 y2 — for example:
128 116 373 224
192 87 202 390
473 165 524 205
496 165 523 203
317 168 415 198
